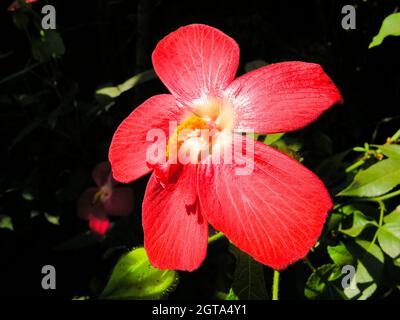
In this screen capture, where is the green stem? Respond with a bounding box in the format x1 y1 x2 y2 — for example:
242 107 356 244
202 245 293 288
345 127 400 173
0 62 41 86
207 232 224 244
368 201 385 250
345 159 365 173
303 257 316 272
359 189 400 203
272 270 280 300
391 128 400 142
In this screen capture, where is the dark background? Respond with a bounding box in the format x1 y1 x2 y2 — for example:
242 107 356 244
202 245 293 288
0 0 399 299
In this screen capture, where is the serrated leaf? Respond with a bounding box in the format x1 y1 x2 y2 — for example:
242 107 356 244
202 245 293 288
327 244 354 266
339 211 377 237
304 264 343 300
377 222 400 258
369 12 400 49
376 144 400 160
229 244 268 300
96 69 156 98
338 158 400 197
101 247 178 300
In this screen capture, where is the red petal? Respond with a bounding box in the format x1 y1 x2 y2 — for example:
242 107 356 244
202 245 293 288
197 138 332 270
77 187 98 220
152 24 239 105
89 216 110 236
103 188 134 216
109 94 185 183
8 0 37 11
225 62 343 133
142 165 208 271
92 161 112 187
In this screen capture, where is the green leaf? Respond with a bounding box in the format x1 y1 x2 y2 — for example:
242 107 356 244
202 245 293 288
376 144 400 160
249 133 285 146
96 70 156 98
304 264 343 300
229 244 268 300
0 215 13 231
355 239 384 271
384 205 400 223
72 296 90 300
263 133 285 145
339 211 377 237
225 288 239 300
378 222 400 258
338 158 400 197
44 212 60 226
344 240 384 300
327 244 354 266
101 247 178 299
340 203 377 216
31 30 65 62
369 12 400 49
326 212 343 232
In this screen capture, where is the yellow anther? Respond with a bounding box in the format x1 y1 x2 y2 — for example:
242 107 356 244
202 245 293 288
166 115 208 159
92 190 103 204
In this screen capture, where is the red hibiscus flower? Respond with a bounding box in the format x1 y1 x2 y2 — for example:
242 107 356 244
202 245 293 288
8 0 37 12
78 162 134 236
109 24 342 271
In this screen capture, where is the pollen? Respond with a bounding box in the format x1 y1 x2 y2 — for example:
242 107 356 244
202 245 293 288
166 115 208 159
166 97 236 163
